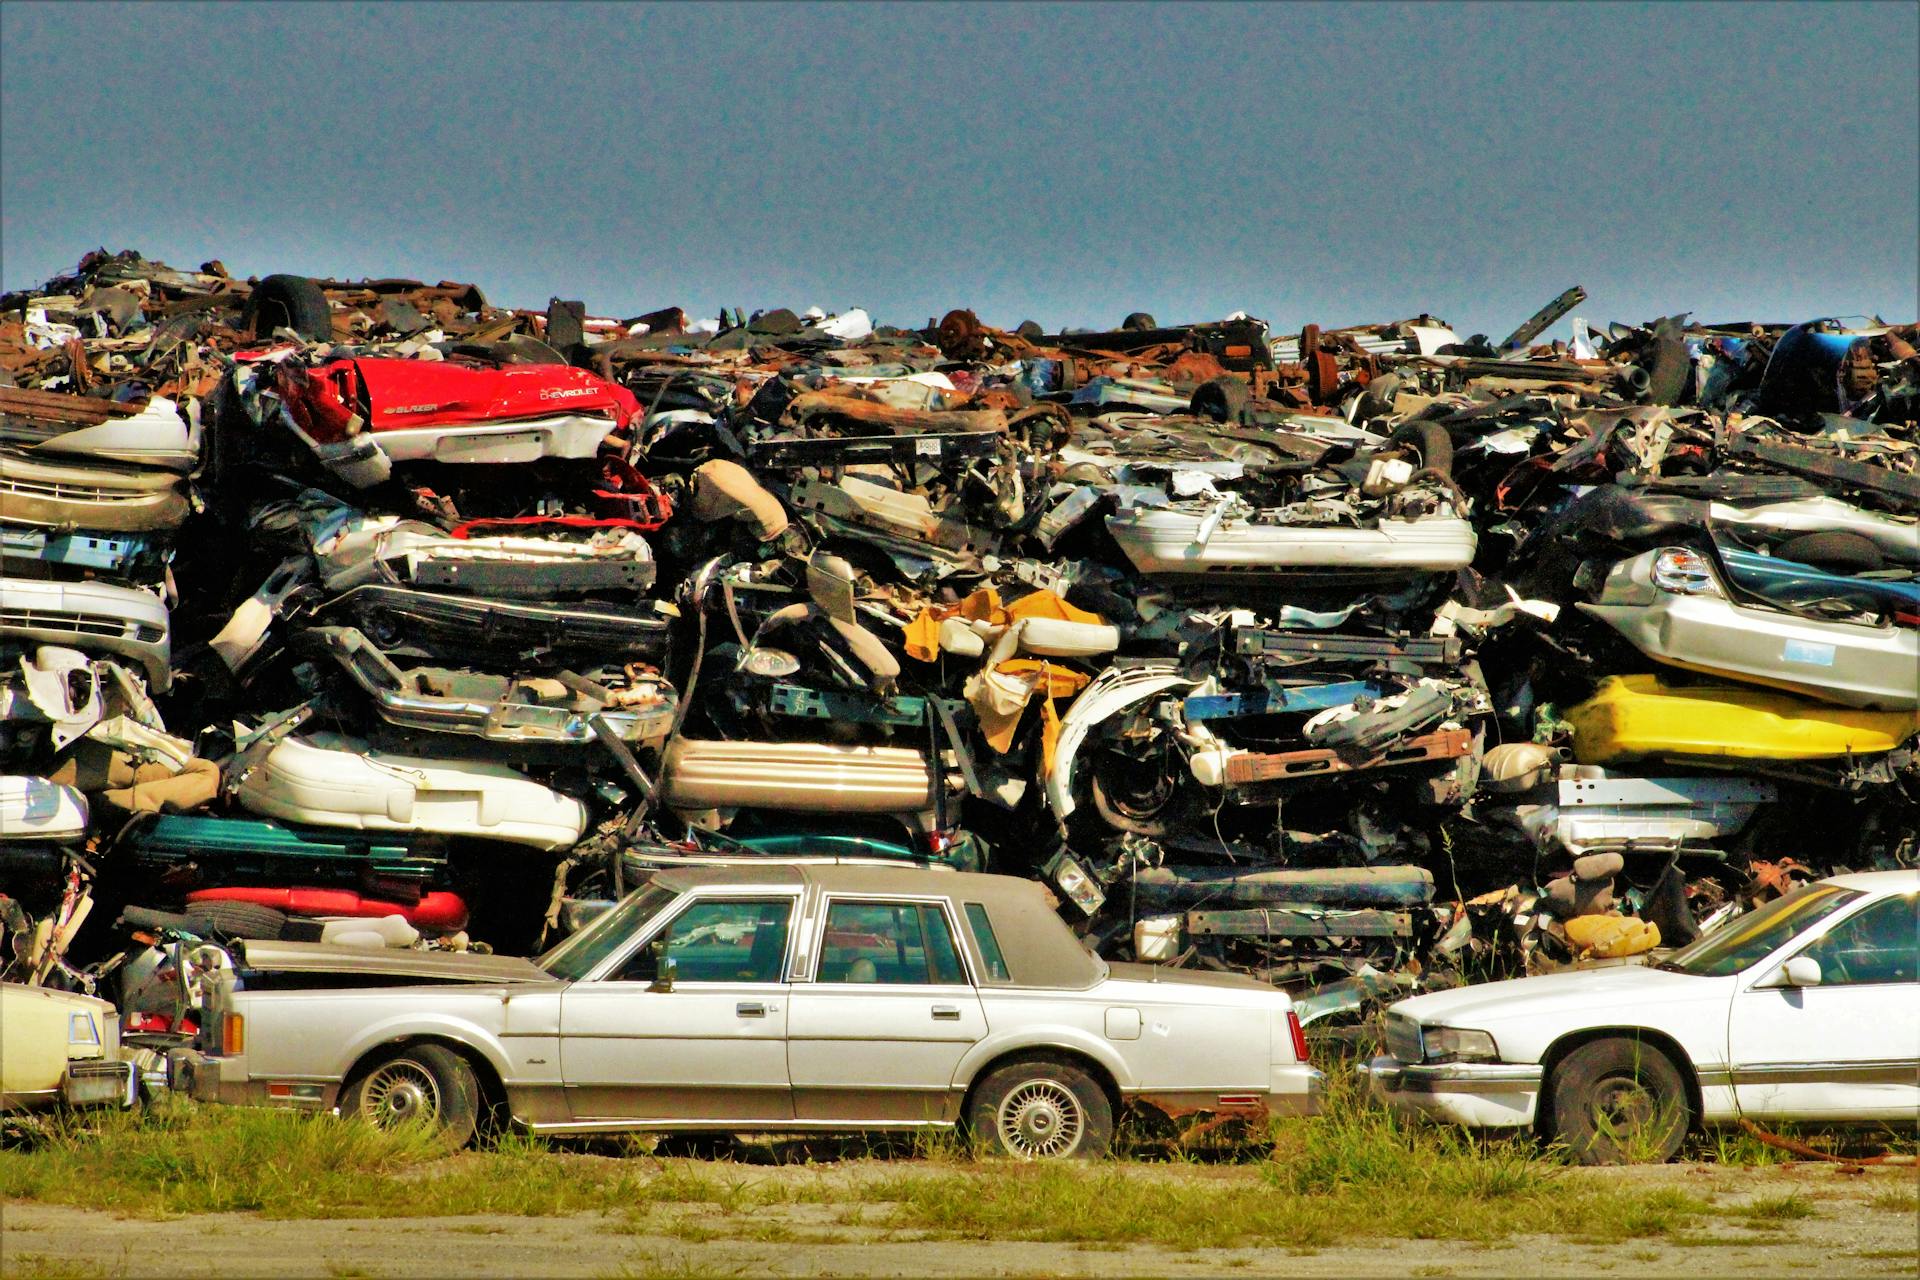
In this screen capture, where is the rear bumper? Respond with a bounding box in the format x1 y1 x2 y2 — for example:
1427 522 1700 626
174 1049 255 1106
1361 1054 1542 1128
1269 1062 1326 1117
1127 1065 1326 1124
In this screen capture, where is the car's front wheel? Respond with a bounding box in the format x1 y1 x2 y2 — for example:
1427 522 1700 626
968 1057 1113 1160
1546 1036 1689 1165
340 1043 480 1149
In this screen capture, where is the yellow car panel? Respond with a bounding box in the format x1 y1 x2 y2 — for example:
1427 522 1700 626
1568 674 1920 765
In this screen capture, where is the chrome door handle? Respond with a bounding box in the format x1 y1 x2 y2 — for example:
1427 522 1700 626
931 1005 961 1021
736 1002 766 1018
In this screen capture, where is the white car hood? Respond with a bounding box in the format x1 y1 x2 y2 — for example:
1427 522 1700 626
1393 962 1716 1028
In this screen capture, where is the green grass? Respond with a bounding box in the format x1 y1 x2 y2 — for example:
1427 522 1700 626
0 1098 806 1221
1725 1191 1818 1223
1866 1182 1919 1215
855 1072 1708 1250
0 1256 119 1280
32 1070 1920 1253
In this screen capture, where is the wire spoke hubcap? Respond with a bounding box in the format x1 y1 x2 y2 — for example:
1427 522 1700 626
998 1080 1083 1158
361 1061 441 1127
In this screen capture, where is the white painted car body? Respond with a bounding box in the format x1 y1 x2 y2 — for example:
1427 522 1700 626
178 866 1322 1136
233 731 589 850
0 983 137 1112
0 775 89 842
1105 507 1476 577
1367 870 1919 1130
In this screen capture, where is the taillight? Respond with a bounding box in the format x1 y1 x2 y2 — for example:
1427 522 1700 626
1286 1010 1310 1062
124 1011 172 1035
221 1013 245 1056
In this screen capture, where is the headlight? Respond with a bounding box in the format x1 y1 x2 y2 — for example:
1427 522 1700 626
1421 1025 1501 1064
1651 547 1723 597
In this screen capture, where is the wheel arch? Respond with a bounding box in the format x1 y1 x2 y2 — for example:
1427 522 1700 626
958 1044 1123 1126
339 1033 508 1120
1537 1025 1702 1136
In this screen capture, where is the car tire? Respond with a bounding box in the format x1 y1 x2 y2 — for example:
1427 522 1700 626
1121 312 1157 331
340 1043 481 1149
244 274 332 341
1546 1036 1689 1165
1190 376 1250 424
182 901 290 940
967 1057 1113 1160
1387 422 1455 478
1773 531 1885 573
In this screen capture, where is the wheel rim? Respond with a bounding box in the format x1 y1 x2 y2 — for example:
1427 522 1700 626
1592 1074 1657 1138
997 1079 1083 1158
358 1059 441 1128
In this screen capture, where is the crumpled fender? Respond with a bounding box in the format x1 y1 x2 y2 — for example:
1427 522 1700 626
1045 663 1193 819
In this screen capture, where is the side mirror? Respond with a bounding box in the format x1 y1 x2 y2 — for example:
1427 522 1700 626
647 939 675 993
1781 956 1822 988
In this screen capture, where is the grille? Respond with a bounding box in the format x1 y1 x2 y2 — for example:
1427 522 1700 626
1 477 156 503
0 608 162 643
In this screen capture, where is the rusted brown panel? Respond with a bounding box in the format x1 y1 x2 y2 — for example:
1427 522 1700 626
0 385 143 424
1223 727 1475 786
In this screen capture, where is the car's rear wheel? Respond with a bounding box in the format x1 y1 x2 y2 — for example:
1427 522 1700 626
968 1057 1113 1160
1546 1036 1689 1165
340 1043 480 1149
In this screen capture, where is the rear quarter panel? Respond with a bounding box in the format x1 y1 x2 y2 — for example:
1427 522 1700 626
958 980 1279 1094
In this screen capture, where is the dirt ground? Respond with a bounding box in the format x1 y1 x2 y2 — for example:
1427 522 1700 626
4 1160 1915 1278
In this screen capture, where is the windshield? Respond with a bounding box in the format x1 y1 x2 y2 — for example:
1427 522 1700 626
1660 883 1863 977
537 884 678 981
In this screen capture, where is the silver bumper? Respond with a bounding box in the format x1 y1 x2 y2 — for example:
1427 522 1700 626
62 1060 137 1109
1361 1054 1543 1128
1270 1063 1326 1117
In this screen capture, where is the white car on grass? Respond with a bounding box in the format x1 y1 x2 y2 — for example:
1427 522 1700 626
1367 869 1917 1162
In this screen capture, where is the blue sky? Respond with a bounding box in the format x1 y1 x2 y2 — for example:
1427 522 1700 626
3 1 1915 337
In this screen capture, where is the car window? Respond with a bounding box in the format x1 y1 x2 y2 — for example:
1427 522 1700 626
615 897 793 984
1794 894 1918 986
816 901 966 985
964 902 1011 983
1659 883 1863 977
539 883 677 981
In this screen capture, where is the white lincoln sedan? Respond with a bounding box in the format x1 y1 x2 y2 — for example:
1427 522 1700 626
1367 869 1918 1162
178 865 1322 1158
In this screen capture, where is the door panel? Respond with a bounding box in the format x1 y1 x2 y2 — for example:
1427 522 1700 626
788 899 986 1122
559 896 795 1122
1728 893 1920 1121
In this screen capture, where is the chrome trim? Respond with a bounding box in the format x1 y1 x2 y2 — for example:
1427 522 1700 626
1731 1059 1920 1086
1363 1057 1543 1094
522 1116 957 1134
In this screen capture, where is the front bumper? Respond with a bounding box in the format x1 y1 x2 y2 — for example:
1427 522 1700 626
172 1049 260 1106
169 1049 342 1110
1580 593 1919 711
1361 1054 1542 1128
61 1060 137 1109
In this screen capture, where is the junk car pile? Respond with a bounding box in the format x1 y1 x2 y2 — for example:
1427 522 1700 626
2 253 1915 1066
